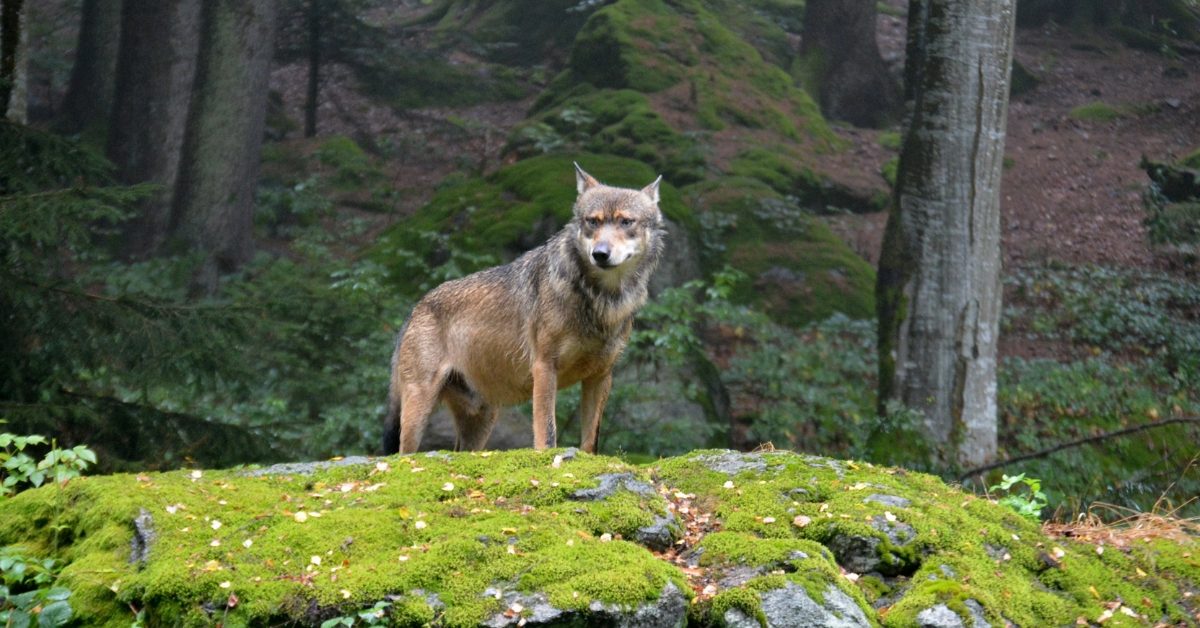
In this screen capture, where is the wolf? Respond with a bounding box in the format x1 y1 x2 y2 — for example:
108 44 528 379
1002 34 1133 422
381 163 666 455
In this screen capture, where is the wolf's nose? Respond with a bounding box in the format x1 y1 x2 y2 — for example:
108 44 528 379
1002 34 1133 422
592 245 610 264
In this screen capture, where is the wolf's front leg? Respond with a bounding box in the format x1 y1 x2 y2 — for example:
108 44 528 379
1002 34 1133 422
531 356 558 449
579 372 612 454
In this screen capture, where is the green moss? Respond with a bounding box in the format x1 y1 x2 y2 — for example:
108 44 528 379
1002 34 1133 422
7 449 1195 626
512 89 707 184
547 0 833 145
878 131 903 151
1179 147 1200 170
881 157 898 187
1068 101 1126 121
0 450 688 626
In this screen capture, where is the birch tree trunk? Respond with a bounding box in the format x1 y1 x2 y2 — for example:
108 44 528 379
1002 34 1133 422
107 0 204 259
876 0 1015 468
60 0 123 138
170 0 278 293
798 0 900 128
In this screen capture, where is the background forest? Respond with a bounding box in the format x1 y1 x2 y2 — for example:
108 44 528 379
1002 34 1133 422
2 0 1200 522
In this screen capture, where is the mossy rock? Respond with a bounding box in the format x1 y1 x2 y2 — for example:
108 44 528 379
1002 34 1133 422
510 89 707 185
4 449 1198 626
685 176 876 325
547 0 833 143
372 153 697 297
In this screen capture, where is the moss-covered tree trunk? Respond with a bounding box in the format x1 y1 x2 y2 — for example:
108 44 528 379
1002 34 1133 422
107 0 204 260
876 0 1014 468
59 0 123 139
170 0 278 292
797 0 900 128
0 0 26 122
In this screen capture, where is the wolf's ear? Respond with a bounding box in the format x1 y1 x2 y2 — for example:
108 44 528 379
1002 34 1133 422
574 162 600 195
641 175 662 205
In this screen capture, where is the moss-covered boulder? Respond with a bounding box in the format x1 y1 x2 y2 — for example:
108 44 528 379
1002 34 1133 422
4 449 1197 626
685 176 876 324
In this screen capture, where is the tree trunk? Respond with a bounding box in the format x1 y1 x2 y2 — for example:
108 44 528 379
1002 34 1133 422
876 0 1014 468
0 0 25 122
107 0 204 260
60 0 123 139
170 0 278 293
304 0 320 137
797 0 900 128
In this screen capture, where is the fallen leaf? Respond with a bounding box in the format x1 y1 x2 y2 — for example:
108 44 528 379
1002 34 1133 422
884 511 897 522
293 511 308 523
600 533 612 542
219 581 231 589
722 480 734 489
211 520 222 530
311 556 322 566
415 520 427 530
552 455 563 468
793 515 812 528
442 482 455 491
762 517 776 524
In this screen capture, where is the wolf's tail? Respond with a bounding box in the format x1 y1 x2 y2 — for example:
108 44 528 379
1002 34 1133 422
380 319 409 455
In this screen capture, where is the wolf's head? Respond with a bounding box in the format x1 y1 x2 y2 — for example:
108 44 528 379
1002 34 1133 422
571 163 664 278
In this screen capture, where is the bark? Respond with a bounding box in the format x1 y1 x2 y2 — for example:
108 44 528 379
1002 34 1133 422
107 0 204 259
60 0 123 137
0 0 25 121
170 0 278 292
798 0 900 128
876 0 1014 468
304 0 320 137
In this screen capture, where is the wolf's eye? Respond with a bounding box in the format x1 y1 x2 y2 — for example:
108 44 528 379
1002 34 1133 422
619 217 635 228
586 217 601 228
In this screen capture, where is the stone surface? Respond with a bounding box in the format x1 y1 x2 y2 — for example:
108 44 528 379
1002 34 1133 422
570 472 655 501
864 493 912 509
724 581 872 627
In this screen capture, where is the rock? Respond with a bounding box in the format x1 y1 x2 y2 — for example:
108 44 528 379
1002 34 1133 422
964 599 991 628
696 450 769 475
827 515 918 576
570 472 654 501
484 582 687 627
130 508 154 565
864 494 911 509
649 217 701 297
918 604 964 628
419 406 532 451
917 601 990 628
635 512 679 551
724 581 872 627
827 531 881 574
241 456 372 477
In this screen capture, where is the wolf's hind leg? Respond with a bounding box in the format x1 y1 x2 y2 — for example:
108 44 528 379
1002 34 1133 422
443 383 499 451
398 380 439 454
